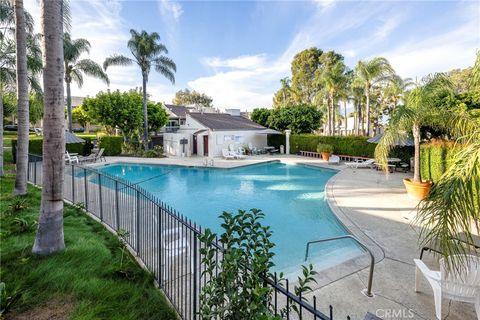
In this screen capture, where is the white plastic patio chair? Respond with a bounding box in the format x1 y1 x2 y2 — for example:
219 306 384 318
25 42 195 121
414 255 480 319
222 149 234 160
328 155 340 165
345 158 375 169
65 151 79 164
162 228 193 281
228 144 246 159
248 142 258 155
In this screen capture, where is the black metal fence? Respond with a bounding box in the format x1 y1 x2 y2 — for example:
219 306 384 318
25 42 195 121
27 154 347 320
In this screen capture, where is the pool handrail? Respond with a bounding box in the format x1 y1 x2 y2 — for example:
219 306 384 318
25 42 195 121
304 234 375 297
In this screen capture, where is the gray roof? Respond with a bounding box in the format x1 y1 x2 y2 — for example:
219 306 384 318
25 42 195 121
189 113 266 131
164 104 189 118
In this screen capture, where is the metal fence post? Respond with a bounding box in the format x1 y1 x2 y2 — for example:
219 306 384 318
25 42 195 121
72 165 75 203
136 189 140 254
34 156 37 185
158 204 162 286
84 168 88 211
98 173 103 221
193 235 198 320
115 180 119 230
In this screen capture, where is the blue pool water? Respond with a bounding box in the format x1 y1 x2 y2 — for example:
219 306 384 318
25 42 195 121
98 162 363 276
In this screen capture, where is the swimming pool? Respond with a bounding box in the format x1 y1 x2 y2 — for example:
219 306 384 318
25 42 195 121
98 161 363 276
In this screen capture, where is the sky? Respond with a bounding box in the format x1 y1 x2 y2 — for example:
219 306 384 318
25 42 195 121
24 0 480 111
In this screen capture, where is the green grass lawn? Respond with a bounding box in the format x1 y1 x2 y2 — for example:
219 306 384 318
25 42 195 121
0 169 176 319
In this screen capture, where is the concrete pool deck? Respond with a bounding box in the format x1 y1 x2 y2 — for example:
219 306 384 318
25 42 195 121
99 155 477 319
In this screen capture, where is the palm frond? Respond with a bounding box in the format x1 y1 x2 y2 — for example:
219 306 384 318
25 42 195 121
154 64 175 84
64 33 91 63
103 54 133 70
415 141 480 272
154 55 176 73
70 69 84 87
74 59 110 85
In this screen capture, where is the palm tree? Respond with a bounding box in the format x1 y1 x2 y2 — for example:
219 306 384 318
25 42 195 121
375 73 453 183
64 33 109 132
415 54 480 270
13 0 30 195
104 29 176 150
32 0 66 255
384 75 413 114
0 1 40 177
354 57 394 136
320 61 348 135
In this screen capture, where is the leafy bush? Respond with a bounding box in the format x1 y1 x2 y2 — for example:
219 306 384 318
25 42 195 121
420 140 460 182
12 138 91 162
316 143 333 153
199 209 317 319
268 134 413 161
99 136 123 156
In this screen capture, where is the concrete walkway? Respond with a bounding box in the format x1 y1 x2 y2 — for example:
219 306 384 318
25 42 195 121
96 155 477 320
315 166 476 320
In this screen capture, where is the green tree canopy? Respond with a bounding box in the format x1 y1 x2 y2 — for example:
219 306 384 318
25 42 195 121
172 88 213 108
147 102 169 132
250 108 272 127
72 105 92 129
268 104 323 134
290 48 323 104
82 89 144 137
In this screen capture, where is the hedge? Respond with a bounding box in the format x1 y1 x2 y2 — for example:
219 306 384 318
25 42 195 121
268 134 413 161
11 138 92 163
420 141 459 182
99 136 123 156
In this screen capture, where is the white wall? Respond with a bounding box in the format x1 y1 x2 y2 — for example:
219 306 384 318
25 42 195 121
209 131 267 157
164 132 194 157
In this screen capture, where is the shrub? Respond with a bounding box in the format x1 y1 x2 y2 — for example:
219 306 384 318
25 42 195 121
268 134 413 161
316 143 333 153
420 140 460 182
11 139 89 162
99 136 123 156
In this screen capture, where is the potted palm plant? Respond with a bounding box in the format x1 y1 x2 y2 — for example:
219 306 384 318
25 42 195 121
317 143 334 161
375 73 453 200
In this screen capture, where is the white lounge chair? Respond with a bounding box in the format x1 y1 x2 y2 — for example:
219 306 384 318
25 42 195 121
222 149 234 160
228 144 246 159
345 158 375 169
65 151 79 164
414 255 480 319
162 228 193 281
248 142 258 155
328 155 340 165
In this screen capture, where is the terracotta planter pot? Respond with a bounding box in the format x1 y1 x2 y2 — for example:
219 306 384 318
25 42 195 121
321 152 331 161
403 178 432 200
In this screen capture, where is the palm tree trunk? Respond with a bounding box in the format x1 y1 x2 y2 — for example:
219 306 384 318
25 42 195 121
412 124 422 183
343 100 347 135
33 0 65 255
326 97 332 136
13 0 29 196
365 85 371 136
0 92 4 177
142 74 149 151
331 98 336 136
358 102 363 134
66 79 72 132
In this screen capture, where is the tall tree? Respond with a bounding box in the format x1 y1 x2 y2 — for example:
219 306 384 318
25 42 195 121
172 88 213 108
354 57 394 136
273 77 294 107
104 29 176 150
384 75 413 115
64 33 109 132
290 47 323 104
319 61 348 135
33 0 66 255
13 0 29 195
376 73 453 183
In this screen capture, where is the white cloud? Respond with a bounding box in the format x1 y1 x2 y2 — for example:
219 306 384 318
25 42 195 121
158 0 183 22
381 4 479 79
313 0 337 12
374 15 402 40
202 54 267 70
